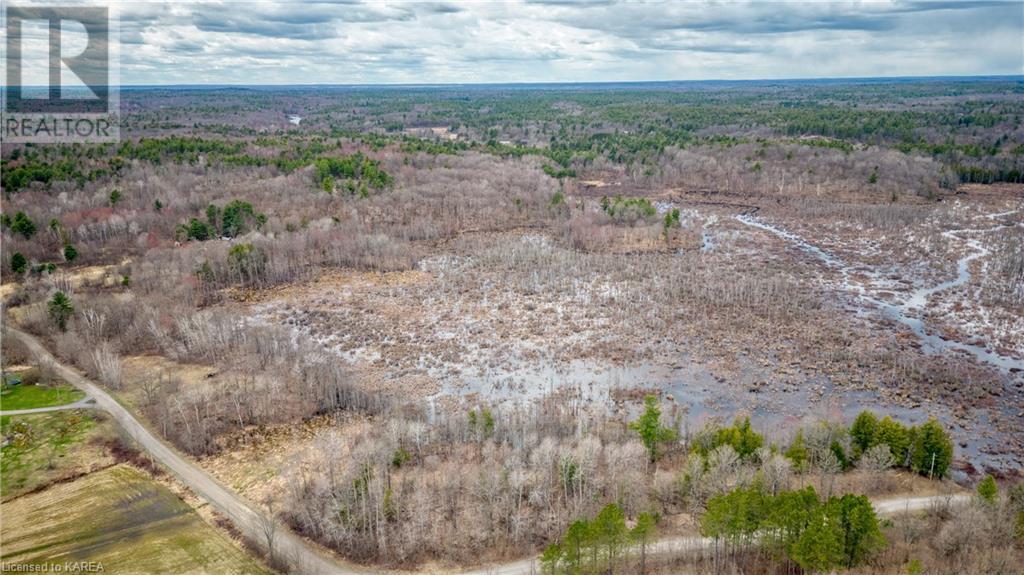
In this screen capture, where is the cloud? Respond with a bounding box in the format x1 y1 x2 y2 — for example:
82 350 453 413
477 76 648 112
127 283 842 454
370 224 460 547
87 0 1024 84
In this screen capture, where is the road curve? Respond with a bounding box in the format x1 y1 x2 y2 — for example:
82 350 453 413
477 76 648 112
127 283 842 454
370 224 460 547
4 326 373 575
4 326 974 575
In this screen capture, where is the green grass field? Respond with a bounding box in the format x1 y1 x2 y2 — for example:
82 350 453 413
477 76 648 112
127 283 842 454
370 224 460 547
1 410 106 499
0 464 272 574
1 381 85 411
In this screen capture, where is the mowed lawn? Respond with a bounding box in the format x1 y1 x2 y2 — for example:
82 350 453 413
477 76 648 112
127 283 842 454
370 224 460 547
1 381 85 411
0 464 271 574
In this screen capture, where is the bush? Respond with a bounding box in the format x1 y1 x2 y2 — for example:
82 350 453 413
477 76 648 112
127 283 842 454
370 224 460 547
220 199 266 237
178 218 214 241
600 196 657 222
63 244 78 263
10 252 27 274
977 475 998 504
10 212 37 239
693 416 763 459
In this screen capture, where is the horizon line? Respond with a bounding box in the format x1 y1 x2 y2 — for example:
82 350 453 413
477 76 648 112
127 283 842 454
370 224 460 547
110 73 1024 90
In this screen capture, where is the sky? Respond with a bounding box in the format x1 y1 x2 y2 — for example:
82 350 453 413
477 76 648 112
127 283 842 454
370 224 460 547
6 0 1024 85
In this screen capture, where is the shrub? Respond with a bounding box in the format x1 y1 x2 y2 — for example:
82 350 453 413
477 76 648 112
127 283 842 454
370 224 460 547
601 196 657 222
693 417 763 460
10 252 27 274
178 218 213 241
220 199 266 237
63 244 78 263
10 212 36 239
977 475 998 504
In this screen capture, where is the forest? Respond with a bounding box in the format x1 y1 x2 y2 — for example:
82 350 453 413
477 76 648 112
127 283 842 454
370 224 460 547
2 78 1023 574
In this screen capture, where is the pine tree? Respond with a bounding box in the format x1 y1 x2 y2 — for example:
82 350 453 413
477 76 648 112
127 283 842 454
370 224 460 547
63 243 78 263
910 417 953 478
630 512 658 574
47 291 74 331
977 475 998 504
10 252 27 274
593 503 627 574
629 395 678 462
875 416 911 466
791 499 844 572
10 212 36 239
563 519 590 572
850 410 879 456
837 494 886 568
785 430 809 471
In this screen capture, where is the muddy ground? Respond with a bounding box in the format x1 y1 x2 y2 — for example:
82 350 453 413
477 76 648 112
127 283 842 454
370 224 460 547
247 185 1024 476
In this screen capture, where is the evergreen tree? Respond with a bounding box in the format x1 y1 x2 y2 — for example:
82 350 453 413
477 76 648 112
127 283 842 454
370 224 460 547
830 440 852 470
764 486 819 551
718 417 764 458
977 475 998 504
63 243 78 263
221 199 266 237
703 485 884 571
593 503 627 574
10 212 36 239
563 519 590 572
910 417 953 478
791 499 844 572
206 204 221 233
630 512 658 574
837 494 886 568
47 291 74 331
629 395 678 462
10 252 27 274
875 416 911 466
785 430 809 471
850 410 879 456
540 543 563 574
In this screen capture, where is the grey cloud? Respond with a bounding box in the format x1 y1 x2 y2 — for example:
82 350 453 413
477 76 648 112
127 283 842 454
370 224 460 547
103 0 1022 84
189 2 416 40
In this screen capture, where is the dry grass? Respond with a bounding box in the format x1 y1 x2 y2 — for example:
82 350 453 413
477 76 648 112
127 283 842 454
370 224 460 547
0 464 271 574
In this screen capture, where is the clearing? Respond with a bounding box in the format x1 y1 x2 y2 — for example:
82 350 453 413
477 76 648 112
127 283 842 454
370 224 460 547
0 464 271 574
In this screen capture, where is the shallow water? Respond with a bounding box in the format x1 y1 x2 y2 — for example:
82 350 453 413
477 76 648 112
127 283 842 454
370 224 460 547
735 212 1024 373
